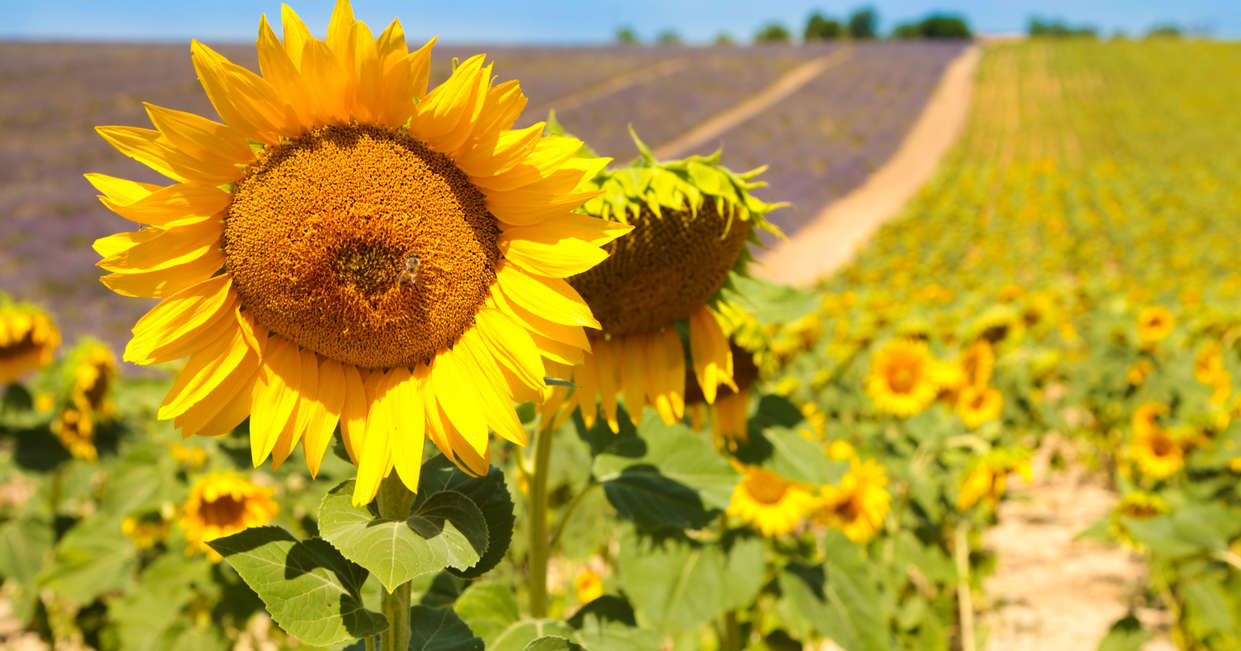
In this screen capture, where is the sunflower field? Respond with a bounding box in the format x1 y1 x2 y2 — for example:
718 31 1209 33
2 2 1241 649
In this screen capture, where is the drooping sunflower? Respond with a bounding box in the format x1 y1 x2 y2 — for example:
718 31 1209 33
1136 306 1174 346
0 298 60 385
181 473 279 559
50 339 118 420
542 131 780 433
865 339 939 416
956 385 1003 429
89 1 627 505
52 404 98 462
810 459 891 544
956 453 1030 511
727 467 816 538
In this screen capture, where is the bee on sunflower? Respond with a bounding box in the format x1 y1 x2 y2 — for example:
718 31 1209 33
89 1 630 505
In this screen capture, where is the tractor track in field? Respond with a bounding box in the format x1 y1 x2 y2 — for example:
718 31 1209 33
532 56 691 116
755 45 980 286
651 46 853 160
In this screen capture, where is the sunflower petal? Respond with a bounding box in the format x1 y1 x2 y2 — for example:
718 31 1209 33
258 14 314 130
353 369 396 505
248 336 303 466
495 263 598 329
304 357 346 477
339 365 369 465
144 103 252 173
690 305 735 404
458 329 527 446
126 274 236 364
98 216 222 273
98 182 230 226
389 366 427 492
191 40 294 143
100 247 225 298
432 347 489 456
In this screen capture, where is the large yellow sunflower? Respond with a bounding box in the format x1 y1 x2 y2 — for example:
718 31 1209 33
541 134 779 433
89 2 627 505
865 339 939 416
0 300 60 385
727 467 816 538
1136 306 1174 346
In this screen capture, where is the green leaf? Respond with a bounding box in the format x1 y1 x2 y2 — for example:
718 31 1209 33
415 455 515 579
592 411 740 528
1182 577 1236 637
454 582 521 645
617 526 764 634
208 526 386 647
776 532 891 651
568 598 661 651
719 275 819 325
523 637 585 651
1097 614 1150 651
38 523 136 605
754 426 848 485
0 516 52 584
489 620 577 651
409 605 485 650
1124 504 1241 559
110 553 211 651
319 481 488 592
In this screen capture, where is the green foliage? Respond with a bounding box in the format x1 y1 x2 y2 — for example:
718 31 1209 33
754 22 792 44
891 14 972 39
804 13 843 41
847 7 878 39
207 527 386 646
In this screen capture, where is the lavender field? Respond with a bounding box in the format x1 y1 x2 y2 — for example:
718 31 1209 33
0 41 962 354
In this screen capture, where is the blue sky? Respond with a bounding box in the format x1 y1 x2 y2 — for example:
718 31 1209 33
2 0 1237 43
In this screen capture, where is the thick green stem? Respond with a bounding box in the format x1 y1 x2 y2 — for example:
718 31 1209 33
527 420 556 618
953 524 976 651
377 474 415 651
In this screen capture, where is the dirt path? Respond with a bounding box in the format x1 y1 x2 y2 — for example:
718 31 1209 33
755 45 980 286
981 462 1168 650
540 57 690 115
651 47 853 159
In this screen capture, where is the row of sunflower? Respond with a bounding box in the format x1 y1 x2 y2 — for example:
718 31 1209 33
756 39 1241 650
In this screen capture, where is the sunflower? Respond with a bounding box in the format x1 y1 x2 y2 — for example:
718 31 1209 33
1109 492 1168 548
810 459 891 544
1127 358 1155 386
1194 341 1225 384
957 385 1003 429
540 131 779 433
956 454 1029 511
573 570 604 604
60 339 118 421
1130 415 1184 479
1136 306 1174 346
181 473 279 559
959 340 994 387
0 299 60 385
89 1 627 505
865 339 939 416
122 508 173 549
52 403 98 462
727 467 816 538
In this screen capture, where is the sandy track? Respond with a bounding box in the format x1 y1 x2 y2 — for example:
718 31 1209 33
652 47 853 160
541 57 690 114
755 45 980 286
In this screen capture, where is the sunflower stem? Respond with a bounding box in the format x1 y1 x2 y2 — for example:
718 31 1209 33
953 523 976 651
377 474 415 651
527 418 557 618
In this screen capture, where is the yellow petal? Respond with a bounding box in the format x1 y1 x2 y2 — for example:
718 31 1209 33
389 366 427 492
191 40 294 144
303 357 346 477
593 338 621 433
126 274 237 364
353 369 396 505
83 173 161 206
100 247 225 298
456 122 543 179
501 211 633 248
431 347 488 456
339 364 370 464
180 369 259 437
158 323 259 421
97 216 222 273
280 4 313 67
271 347 321 469
485 168 600 227
98 181 230 226
325 0 357 64
499 232 608 279
248 336 302 466
143 103 253 173
620 335 649 425
690 305 735 404
258 14 314 130
299 39 349 124
471 137 583 193
495 263 598 329
458 329 527 446
473 307 545 402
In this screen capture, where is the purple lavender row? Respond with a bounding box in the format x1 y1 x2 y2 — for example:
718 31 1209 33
708 41 969 241
550 45 828 161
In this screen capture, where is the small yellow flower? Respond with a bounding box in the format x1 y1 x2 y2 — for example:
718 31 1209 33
181 473 279 560
1137 306 1174 346
1127 358 1154 386
956 385 1003 429
1209 372 1232 408
826 439 855 461
866 340 939 416
810 459 891 544
0 304 60 385
1132 402 1169 437
1109 492 1168 548
727 467 816 538
1130 420 1184 480
574 570 604 604
52 404 97 462
1229 457 1241 473
956 456 1030 511
1194 341 1225 384
171 443 208 470
122 509 172 549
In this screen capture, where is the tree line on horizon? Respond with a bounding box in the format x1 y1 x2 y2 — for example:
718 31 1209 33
614 7 971 46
